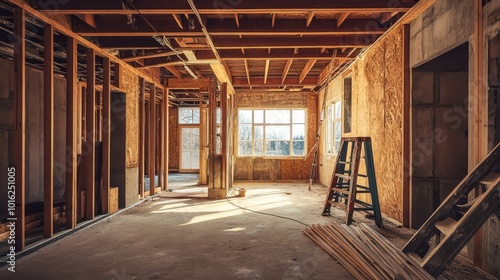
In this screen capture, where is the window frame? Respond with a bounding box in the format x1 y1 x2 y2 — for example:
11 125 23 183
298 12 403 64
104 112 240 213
178 107 201 124
326 100 342 156
237 108 307 158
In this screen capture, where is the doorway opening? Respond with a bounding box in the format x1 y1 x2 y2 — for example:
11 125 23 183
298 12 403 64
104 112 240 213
410 42 469 228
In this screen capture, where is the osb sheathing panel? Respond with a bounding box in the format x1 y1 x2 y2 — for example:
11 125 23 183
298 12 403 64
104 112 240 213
234 92 317 180
318 78 343 186
280 93 317 180
123 68 139 168
168 107 179 170
320 26 405 222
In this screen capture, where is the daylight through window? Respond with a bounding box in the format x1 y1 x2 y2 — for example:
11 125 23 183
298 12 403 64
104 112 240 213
238 109 306 157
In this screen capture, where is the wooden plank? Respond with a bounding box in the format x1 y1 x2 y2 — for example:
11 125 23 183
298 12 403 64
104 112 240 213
473 0 485 266
221 83 228 190
85 49 96 220
264 59 270 84
222 61 233 84
66 37 78 229
306 12 314 27
337 12 349 27
165 65 182 79
37 0 414 15
163 89 169 191
282 59 293 84
4 0 164 89
166 78 210 89
402 24 410 228
122 51 179 62
234 13 240 28
13 7 26 252
199 105 208 185
149 83 156 196
172 14 184 29
139 78 145 198
299 59 317 84
43 23 54 238
244 59 251 85
101 58 111 214
213 36 372 49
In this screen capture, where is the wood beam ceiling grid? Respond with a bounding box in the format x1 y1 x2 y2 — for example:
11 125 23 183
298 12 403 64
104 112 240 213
19 0 417 91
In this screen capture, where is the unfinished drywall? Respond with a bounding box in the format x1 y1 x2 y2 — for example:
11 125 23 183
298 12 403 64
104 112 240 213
233 92 316 180
410 0 474 68
319 25 405 222
0 58 67 206
168 107 180 171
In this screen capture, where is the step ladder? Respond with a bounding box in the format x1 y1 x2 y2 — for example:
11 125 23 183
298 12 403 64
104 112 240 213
402 142 500 278
321 137 383 228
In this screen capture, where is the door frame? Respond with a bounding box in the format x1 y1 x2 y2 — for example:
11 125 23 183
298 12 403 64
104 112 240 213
179 124 200 173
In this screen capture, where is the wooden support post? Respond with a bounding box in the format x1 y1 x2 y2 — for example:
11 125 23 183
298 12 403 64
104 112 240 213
149 83 156 195
13 7 26 252
199 104 208 185
163 89 169 190
208 80 216 191
139 78 145 198
43 23 54 238
101 58 111 214
66 37 78 229
158 92 164 190
221 83 228 190
85 49 96 220
473 0 485 267
402 24 410 228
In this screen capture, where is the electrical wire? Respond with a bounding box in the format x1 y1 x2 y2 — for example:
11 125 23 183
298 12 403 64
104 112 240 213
226 188 309 227
120 0 198 79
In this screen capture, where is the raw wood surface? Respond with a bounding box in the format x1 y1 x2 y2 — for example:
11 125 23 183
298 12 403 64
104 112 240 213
304 222 434 280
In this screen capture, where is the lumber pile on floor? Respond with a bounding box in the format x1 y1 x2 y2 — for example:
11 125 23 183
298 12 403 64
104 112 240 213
304 223 434 280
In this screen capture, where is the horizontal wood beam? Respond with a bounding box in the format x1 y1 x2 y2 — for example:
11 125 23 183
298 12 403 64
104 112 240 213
233 76 317 86
213 35 375 49
121 51 181 62
74 19 387 36
166 78 211 89
39 0 414 15
196 49 354 60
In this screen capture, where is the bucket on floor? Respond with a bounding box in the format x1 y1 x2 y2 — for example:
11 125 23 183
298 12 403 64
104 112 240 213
235 188 246 197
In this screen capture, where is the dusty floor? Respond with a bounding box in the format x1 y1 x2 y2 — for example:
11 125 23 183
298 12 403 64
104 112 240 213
0 178 496 280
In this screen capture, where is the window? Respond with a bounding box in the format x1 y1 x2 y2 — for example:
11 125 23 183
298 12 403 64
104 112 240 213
238 109 306 157
326 101 342 155
179 108 200 124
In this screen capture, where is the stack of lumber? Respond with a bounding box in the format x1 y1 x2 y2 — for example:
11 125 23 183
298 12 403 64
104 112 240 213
304 223 434 280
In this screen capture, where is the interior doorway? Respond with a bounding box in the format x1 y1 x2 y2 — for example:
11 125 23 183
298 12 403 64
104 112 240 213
180 126 200 172
410 43 469 228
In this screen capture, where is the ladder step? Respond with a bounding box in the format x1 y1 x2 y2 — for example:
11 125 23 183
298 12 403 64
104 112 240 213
435 217 457 236
335 173 352 180
329 201 347 210
357 174 367 178
338 161 351 164
480 172 500 187
331 187 350 195
407 252 423 264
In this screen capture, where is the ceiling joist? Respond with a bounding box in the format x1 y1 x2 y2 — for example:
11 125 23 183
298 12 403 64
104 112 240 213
39 0 414 15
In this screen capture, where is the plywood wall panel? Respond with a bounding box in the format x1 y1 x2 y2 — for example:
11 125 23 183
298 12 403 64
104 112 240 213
122 68 139 168
320 26 406 222
168 107 179 170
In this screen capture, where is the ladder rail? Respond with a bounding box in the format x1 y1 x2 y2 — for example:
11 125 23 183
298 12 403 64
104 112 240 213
322 137 383 228
403 142 500 254
422 178 500 277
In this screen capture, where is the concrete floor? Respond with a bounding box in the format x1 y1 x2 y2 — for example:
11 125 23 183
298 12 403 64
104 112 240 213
0 179 495 279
